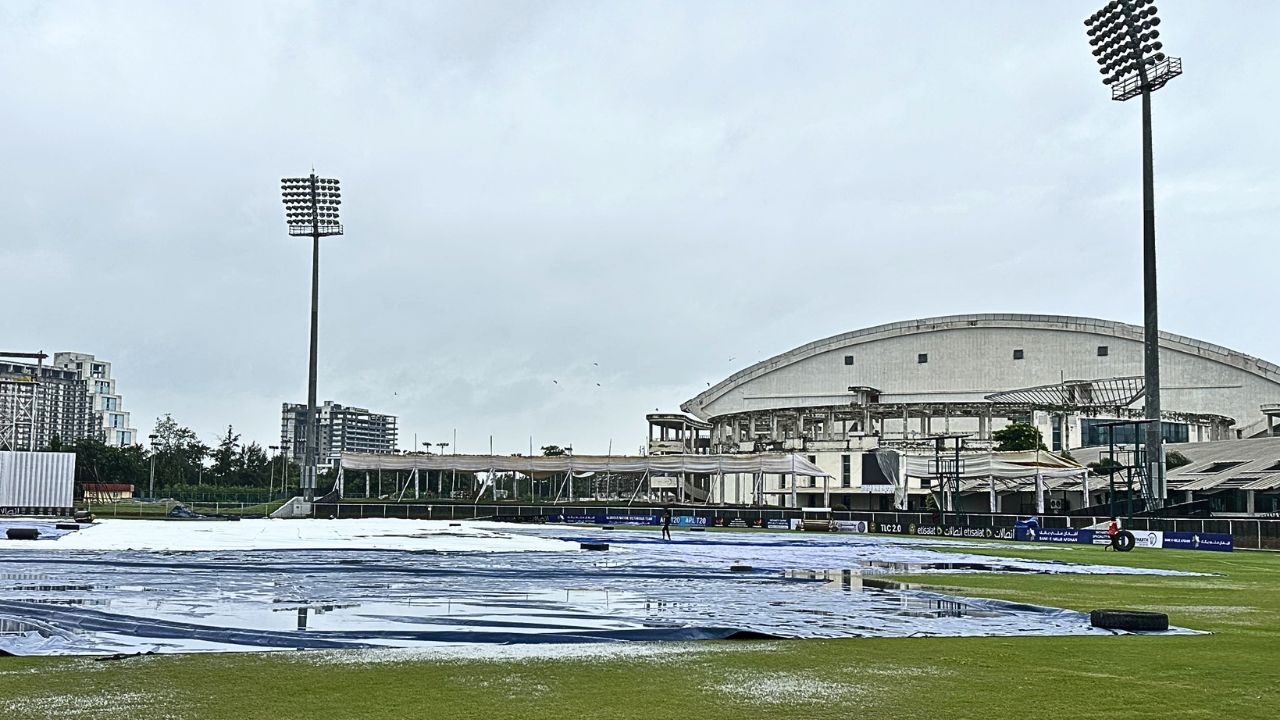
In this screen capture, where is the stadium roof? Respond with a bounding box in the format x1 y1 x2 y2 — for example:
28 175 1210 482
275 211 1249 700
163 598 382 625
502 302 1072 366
1165 437 1280 492
684 313 1280 417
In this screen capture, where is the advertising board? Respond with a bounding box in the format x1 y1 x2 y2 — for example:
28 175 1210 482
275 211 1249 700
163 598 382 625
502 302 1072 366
548 514 659 526
1161 531 1233 552
673 515 708 527
714 517 764 528
834 520 869 533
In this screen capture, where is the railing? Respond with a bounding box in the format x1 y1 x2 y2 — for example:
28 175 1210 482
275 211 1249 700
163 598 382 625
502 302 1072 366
80 500 284 518
311 502 1280 550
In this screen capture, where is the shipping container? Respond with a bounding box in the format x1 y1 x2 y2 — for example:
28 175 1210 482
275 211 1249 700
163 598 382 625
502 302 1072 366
0 451 76 514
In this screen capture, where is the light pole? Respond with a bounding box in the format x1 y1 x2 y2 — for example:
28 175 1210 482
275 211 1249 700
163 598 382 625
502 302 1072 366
281 173 344 502
268 445 279 497
148 433 159 499
280 446 290 498
1084 0 1180 507
436 442 449 497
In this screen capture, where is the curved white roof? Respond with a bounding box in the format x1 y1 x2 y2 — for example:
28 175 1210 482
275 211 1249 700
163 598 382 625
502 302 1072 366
682 313 1280 425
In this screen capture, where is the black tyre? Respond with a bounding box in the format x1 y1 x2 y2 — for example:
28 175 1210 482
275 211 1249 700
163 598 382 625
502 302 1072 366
1090 609 1169 631
580 542 609 551
1113 529 1136 552
5 528 40 540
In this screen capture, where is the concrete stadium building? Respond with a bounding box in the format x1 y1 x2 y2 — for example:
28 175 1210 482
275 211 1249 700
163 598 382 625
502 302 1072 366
669 314 1280 511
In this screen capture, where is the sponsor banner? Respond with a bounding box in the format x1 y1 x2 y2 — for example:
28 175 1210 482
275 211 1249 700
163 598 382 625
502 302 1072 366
547 513 660 526
765 518 793 530
1014 527 1095 544
1162 531 1233 552
1014 526 1232 552
834 520 869 533
1 507 72 516
910 523 947 537
869 521 905 535
606 514 659 525
550 514 602 525
714 517 765 528
1133 530 1163 549
673 515 708 527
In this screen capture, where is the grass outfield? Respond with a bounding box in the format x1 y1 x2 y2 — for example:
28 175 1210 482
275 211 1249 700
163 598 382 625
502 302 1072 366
1 541 1276 719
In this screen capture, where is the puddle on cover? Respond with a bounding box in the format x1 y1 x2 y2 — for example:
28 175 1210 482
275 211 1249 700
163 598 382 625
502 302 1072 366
0 526 1198 655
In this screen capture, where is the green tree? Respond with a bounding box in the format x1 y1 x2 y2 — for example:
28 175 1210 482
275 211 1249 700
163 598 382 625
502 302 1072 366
992 422 1048 452
70 439 149 492
1167 450 1191 470
1088 458 1125 476
541 445 566 456
210 425 241 483
238 442 273 487
152 414 210 488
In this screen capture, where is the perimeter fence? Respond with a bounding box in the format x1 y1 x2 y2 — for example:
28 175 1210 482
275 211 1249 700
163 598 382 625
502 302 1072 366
312 502 1280 550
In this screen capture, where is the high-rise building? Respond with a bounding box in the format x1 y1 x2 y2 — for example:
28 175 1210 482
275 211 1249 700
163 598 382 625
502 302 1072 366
0 354 94 450
280 401 398 469
53 353 137 447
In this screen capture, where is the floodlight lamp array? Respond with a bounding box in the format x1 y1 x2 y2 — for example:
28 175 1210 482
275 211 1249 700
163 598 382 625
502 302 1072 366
1084 1 1171 92
281 175 343 235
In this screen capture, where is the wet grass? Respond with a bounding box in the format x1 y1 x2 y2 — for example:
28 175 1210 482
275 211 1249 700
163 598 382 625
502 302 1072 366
0 540 1276 719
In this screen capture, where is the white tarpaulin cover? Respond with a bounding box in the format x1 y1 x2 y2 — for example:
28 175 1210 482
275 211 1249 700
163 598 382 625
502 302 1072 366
904 451 1085 480
0 519 1198 656
339 452 831 477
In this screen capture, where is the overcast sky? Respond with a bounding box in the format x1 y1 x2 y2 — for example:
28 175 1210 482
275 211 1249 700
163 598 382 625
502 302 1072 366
3 1 1277 455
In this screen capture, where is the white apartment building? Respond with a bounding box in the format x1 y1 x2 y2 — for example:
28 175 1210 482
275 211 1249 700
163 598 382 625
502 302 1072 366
53 352 138 447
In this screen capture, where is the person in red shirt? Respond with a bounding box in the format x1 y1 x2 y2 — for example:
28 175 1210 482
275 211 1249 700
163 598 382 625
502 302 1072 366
1105 517 1119 550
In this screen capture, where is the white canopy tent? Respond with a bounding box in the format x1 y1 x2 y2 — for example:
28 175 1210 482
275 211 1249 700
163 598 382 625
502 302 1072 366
900 450 1090 513
336 452 829 505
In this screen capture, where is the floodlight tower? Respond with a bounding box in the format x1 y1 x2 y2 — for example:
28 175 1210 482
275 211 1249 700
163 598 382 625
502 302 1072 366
281 173 344 502
1084 1 1180 507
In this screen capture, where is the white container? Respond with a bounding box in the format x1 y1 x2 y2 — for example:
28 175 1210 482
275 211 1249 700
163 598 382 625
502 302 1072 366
0 451 75 513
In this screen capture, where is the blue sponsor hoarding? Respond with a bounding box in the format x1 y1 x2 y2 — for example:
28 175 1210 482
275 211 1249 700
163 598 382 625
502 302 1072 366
1161 531 1233 552
548 514 659 525
673 515 708 527
1014 526 1094 544
1014 525 1232 552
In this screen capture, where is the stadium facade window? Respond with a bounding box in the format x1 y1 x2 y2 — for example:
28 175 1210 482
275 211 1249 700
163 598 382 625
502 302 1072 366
1013 349 1024 360
844 355 854 365
917 353 928 364
841 454 851 487
1097 345 1109 357
1081 419 1188 447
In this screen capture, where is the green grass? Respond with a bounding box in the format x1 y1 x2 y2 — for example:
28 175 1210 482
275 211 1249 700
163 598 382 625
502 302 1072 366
1 541 1277 719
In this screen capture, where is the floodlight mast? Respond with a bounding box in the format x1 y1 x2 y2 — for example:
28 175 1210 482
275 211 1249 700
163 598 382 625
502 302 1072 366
1085 1 1180 508
281 173 343 502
